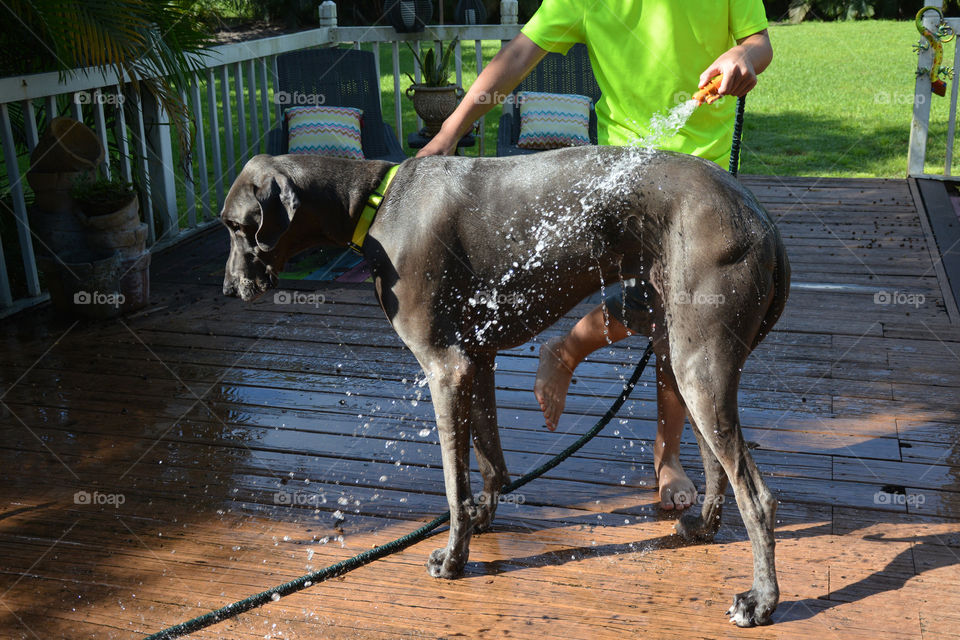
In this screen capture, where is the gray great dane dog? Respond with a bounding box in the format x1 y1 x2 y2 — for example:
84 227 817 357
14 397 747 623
221 146 790 627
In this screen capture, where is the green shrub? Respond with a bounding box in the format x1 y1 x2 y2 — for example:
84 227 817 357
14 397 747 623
73 175 136 216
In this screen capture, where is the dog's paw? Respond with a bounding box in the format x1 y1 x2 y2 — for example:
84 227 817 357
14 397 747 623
675 513 718 542
726 588 777 627
426 547 466 579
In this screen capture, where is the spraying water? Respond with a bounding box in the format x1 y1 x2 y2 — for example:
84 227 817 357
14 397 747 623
579 99 699 323
628 99 699 149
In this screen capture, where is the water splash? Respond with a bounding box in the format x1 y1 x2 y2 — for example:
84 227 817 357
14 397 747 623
596 258 613 345
629 100 699 149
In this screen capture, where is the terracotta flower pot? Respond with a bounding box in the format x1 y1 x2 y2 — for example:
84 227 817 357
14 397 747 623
29 117 104 173
26 117 102 215
38 250 124 320
25 170 93 215
406 84 465 136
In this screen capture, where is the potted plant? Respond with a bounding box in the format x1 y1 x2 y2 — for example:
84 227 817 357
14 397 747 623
71 174 151 312
405 37 464 136
72 175 144 256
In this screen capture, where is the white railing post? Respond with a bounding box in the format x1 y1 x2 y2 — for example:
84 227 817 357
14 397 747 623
909 2 942 177
140 91 179 241
945 40 960 174
0 103 40 298
319 1 337 27
501 0 518 25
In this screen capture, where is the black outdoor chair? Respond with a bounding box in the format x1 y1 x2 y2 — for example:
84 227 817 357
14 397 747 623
496 43 602 157
266 48 406 162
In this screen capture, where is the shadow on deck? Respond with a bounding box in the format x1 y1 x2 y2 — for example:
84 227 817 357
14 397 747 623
1 175 959 639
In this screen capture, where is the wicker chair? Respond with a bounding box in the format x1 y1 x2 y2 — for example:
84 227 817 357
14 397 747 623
266 48 406 162
496 44 602 157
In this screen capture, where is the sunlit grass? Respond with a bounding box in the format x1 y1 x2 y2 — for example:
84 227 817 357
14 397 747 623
741 20 954 178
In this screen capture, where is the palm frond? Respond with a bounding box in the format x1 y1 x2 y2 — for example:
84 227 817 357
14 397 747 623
2 0 212 163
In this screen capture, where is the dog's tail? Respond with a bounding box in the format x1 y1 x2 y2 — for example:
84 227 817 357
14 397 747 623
751 231 791 351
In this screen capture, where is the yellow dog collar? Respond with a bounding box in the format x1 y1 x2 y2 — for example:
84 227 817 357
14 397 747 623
348 165 400 254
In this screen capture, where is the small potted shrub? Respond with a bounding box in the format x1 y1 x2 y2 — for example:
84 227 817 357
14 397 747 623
71 174 151 312
72 174 137 218
72 174 146 257
405 37 464 135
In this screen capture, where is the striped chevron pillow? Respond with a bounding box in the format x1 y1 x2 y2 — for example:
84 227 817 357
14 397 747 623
517 91 591 150
286 106 364 159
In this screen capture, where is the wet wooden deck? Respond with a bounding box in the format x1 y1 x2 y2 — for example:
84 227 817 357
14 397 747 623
2 175 959 639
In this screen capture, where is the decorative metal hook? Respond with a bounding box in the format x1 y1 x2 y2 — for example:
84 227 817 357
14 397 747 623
916 6 954 96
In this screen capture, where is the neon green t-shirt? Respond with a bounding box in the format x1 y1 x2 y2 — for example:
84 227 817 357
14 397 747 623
522 0 768 164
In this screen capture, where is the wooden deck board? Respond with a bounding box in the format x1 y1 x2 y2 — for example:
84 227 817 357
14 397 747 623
1 176 959 639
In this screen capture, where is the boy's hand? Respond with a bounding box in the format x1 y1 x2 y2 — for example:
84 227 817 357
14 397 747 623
699 50 756 97
417 130 458 157
698 30 772 98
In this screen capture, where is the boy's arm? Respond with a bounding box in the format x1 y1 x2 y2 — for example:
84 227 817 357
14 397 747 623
417 33 548 157
699 29 773 98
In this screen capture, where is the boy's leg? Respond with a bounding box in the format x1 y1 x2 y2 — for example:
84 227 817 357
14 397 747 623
535 280 696 510
655 362 697 510
534 303 629 430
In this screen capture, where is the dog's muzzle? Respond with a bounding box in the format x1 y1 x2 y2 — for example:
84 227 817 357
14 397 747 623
223 252 279 301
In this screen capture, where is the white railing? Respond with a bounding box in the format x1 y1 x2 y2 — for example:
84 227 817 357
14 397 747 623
0 1 522 317
909 2 960 178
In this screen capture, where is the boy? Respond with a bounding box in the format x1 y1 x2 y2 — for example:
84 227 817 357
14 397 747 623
418 1 772 510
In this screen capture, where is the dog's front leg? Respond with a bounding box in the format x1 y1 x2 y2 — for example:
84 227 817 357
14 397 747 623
422 347 478 579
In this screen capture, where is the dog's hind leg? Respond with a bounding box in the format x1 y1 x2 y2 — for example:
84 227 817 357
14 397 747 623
648 358 729 540
470 351 509 532
676 412 729 542
420 346 479 579
669 338 778 627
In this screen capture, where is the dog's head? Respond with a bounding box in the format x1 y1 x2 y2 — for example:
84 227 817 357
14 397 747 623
221 155 303 301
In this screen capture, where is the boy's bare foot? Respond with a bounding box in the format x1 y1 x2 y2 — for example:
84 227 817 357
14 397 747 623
534 337 577 430
657 458 697 510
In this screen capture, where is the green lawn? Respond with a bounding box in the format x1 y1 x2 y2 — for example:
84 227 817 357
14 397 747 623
739 20 954 178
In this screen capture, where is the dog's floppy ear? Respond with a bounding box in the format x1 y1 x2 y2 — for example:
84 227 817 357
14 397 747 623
254 172 300 252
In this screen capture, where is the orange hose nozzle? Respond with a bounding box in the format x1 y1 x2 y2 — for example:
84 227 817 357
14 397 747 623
693 74 723 105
